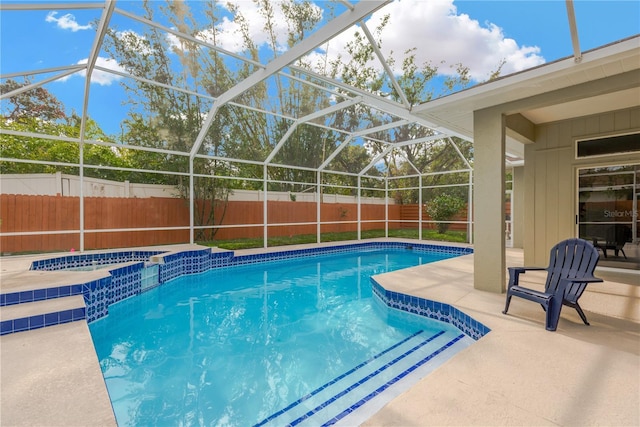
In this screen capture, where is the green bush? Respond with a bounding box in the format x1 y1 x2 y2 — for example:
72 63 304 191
425 194 465 234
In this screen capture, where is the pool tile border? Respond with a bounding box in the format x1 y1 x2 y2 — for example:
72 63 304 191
254 330 435 426
371 278 490 340
288 332 465 426
323 333 467 426
1 242 485 337
28 250 163 271
1 307 86 335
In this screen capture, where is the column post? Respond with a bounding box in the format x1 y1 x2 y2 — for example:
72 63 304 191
473 108 506 293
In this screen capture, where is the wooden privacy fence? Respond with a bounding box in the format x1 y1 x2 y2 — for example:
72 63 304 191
396 204 470 231
1 194 190 253
1 194 477 253
210 201 401 240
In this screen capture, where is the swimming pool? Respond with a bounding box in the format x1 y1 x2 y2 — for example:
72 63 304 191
89 247 480 426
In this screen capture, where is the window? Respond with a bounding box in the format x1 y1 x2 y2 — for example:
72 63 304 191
577 133 640 158
578 164 639 270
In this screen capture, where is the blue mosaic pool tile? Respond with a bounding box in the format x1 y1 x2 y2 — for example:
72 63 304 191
59 310 72 323
4 293 19 306
13 317 29 333
19 290 33 303
255 329 431 427
286 331 458 427
47 287 59 299
82 277 111 323
213 241 465 270
28 250 165 272
108 262 144 305
2 242 479 334
370 277 490 341
1 320 12 335
33 289 46 301
154 248 214 284
29 314 44 329
72 307 85 320
44 312 58 326
321 334 467 426
2 320 16 334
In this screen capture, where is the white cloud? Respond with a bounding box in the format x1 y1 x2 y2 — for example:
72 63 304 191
312 0 545 82
215 1 293 52
168 1 314 55
88 57 127 85
58 57 126 86
50 0 543 89
45 11 92 32
190 0 543 83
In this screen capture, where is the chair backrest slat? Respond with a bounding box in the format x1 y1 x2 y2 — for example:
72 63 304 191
543 238 599 302
566 242 585 281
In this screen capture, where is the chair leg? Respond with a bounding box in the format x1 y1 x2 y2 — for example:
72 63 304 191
573 303 590 326
502 293 512 315
546 295 563 331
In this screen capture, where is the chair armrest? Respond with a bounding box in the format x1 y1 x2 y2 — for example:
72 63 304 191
556 275 604 299
560 275 603 285
508 266 547 273
507 266 547 288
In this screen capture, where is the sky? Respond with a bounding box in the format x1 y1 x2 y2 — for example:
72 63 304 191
1 0 638 136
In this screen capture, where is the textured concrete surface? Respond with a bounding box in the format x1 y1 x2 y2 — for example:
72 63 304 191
1 241 638 426
364 249 639 426
0 321 116 426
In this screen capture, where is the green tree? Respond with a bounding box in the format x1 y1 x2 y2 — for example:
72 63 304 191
102 0 236 239
330 15 501 203
1 78 65 122
0 79 128 180
426 194 465 233
98 0 502 240
100 0 370 237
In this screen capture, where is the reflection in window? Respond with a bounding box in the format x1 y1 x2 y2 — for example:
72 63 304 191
578 164 639 270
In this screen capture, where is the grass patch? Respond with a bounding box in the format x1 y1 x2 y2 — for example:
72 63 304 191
198 228 468 250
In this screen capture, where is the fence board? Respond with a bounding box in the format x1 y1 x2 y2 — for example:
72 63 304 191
43 196 52 250
1 195 488 253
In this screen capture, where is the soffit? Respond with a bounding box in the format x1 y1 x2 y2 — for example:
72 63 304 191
412 36 640 140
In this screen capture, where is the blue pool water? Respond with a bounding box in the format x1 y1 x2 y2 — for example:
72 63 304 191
89 248 472 426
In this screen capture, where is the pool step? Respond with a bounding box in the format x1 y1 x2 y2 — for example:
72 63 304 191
0 295 86 335
257 330 468 427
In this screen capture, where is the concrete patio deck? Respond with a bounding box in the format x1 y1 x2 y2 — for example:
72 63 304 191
1 241 638 426
363 248 639 426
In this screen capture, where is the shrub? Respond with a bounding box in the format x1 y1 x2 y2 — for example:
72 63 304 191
426 194 465 234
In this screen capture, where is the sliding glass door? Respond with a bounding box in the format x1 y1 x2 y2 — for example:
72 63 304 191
578 164 639 270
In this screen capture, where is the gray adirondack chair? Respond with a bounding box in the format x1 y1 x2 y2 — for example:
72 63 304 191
502 238 603 331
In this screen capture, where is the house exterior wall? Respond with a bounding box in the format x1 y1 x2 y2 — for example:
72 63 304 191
523 106 640 265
